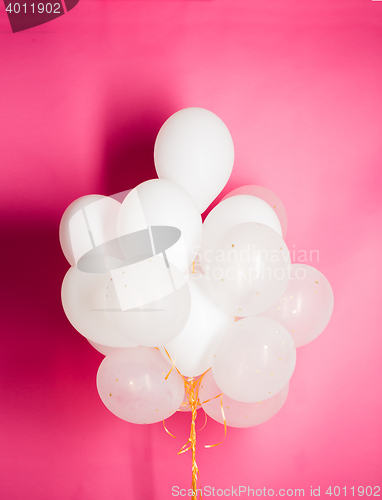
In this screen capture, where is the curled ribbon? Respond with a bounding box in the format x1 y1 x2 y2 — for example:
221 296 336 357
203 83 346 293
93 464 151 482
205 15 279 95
162 348 228 499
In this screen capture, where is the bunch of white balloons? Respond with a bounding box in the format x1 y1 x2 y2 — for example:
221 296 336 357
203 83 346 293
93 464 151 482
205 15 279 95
60 108 334 429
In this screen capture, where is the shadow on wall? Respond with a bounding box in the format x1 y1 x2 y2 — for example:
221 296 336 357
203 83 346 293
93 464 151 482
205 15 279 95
100 103 176 197
0 222 158 498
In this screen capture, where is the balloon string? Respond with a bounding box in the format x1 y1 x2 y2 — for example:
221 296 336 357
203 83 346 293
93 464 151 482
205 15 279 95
163 419 177 439
163 347 181 380
162 351 227 498
198 408 208 432
200 392 223 405
205 394 227 449
181 376 201 499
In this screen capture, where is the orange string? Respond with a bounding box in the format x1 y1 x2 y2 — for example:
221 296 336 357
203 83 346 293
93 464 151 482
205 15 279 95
162 352 227 499
163 419 177 439
205 394 227 449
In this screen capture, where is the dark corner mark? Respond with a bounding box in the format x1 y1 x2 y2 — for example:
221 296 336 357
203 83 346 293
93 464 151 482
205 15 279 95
3 0 79 33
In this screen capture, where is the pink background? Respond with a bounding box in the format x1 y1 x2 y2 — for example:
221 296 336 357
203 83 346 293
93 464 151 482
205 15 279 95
1 1 382 498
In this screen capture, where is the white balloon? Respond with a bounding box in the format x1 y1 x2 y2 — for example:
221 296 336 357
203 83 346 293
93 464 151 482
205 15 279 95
154 108 234 213
59 195 121 266
262 264 334 347
212 316 296 403
200 195 282 272
105 265 191 347
200 370 289 428
160 273 235 377
206 222 291 317
222 185 288 238
61 267 137 348
96 347 185 425
117 179 202 274
88 340 117 356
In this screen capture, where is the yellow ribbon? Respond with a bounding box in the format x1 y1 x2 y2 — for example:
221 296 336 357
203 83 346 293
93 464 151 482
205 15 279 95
162 349 228 500
205 394 227 449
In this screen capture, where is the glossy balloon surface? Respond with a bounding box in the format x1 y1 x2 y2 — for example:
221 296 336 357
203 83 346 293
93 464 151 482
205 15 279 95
200 369 289 427
154 108 234 213
212 316 296 402
97 347 185 424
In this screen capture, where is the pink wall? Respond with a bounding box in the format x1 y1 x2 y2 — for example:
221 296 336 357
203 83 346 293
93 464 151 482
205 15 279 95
1 1 381 498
